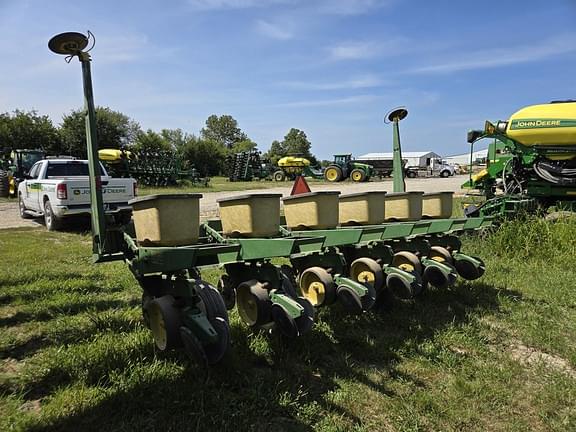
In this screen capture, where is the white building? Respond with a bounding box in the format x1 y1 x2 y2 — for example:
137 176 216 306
357 151 443 169
443 149 488 165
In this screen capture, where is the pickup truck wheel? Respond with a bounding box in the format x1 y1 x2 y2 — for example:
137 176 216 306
440 170 450 178
44 200 61 231
18 195 32 219
406 170 417 178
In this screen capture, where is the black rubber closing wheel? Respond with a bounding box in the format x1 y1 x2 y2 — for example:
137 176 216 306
299 267 336 306
455 257 486 280
204 317 230 364
386 273 422 299
180 326 208 368
236 280 272 327
361 283 377 311
429 246 453 265
350 258 384 292
272 303 299 338
294 297 315 335
280 266 299 299
148 295 182 351
423 265 450 289
337 285 364 314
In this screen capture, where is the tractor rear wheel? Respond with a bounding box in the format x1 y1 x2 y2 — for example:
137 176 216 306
324 165 342 182
273 170 286 182
350 169 366 182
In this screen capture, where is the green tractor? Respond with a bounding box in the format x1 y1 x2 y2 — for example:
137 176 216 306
0 149 46 198
324 154 373 183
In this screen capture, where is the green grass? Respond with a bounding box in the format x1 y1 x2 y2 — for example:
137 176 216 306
1 217 575 431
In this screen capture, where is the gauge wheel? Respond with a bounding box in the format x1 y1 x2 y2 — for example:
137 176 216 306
180 326 208 367
324 166 342 182
18 194 32 219
236 280 272 327
455 256 486 280
148 295 182 351
196 280 229 323
271 303 299 338
336 285 364 314
350 169 366 182
299 267 336 306
294 297 315 335
391 251 422 274
273 170 286 182
429 246 453 265
349 257 384 291
203 317 230 364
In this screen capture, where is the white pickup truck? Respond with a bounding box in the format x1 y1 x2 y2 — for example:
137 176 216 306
18 158 136 230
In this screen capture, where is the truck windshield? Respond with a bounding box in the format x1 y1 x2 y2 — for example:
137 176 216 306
46 162 105 178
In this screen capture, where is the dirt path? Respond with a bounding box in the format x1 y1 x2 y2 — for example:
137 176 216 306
0 175 468 229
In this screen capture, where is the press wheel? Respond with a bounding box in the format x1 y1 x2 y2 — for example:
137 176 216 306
349 258 384 291
196 280 229 323
180 326 208 367
271 303 299 338
236 280 272 327
391 251 423 274
148 295 182 351
386 273 422 299
204 317 230 364
455 256 486 280
429 246 453 265
337 285 364 314
299 267 336 306
294 297 315 335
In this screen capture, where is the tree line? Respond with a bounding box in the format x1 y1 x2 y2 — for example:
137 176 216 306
0 108 319 176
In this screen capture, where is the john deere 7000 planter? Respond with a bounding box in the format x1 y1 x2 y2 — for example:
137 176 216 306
49 31 490 366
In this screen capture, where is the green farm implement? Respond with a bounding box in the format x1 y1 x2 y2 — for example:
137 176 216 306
463 101 576 217
49 31 491 366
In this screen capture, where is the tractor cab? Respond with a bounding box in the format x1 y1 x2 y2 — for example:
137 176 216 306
333 154 352 166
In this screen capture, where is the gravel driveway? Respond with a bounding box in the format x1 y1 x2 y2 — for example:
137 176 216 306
0 175 468 230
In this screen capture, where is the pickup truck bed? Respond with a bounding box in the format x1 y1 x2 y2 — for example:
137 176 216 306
18 159 136 230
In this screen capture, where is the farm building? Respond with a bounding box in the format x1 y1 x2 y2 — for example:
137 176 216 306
357 151 443 169
444 148 488 165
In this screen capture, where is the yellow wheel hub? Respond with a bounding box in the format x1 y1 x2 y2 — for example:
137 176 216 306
398 263 415 272
325 168 338 181
148 306 167 350
352 171 362 181
356 270 375 285
302 280 325 306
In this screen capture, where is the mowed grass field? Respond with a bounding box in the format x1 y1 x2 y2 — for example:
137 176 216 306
1 216 575 431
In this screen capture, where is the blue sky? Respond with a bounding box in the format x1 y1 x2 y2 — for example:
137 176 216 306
1 0 575 159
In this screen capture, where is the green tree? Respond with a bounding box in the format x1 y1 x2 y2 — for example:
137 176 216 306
59 106 141 157
0 110 61 153
160 128 190 153
133 129 171 153
265 128 318 165
200 114 248 149
182 136 227 176
231 139 257 154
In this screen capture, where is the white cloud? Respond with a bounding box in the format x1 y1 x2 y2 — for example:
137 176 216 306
318 0 394 15
281 74 387 90
255 19 293 40
409 33 576 74
329 41 379 60
328 37 410 61
187 0 292 10
274 94 379 107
